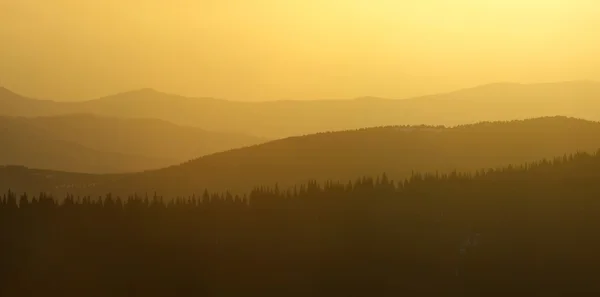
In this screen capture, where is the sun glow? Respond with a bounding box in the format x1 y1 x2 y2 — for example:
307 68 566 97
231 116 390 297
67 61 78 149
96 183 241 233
1 0 599 100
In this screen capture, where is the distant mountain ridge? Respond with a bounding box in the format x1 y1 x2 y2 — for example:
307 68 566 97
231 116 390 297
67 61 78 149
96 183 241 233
0 116 169 173
2 116 600 197
0 87 19 99
2 81 600 138
0 114 266 173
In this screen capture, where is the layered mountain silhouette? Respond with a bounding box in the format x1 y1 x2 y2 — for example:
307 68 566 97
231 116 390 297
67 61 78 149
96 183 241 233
0 114 265 173
2 81 600 138
3 116 600 197
0 116 168 173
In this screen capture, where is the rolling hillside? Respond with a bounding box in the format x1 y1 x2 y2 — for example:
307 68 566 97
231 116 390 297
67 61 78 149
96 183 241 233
2 116 600 196
0 116 169 173
25 114 266 161
2 81 600 138
0 115 266 173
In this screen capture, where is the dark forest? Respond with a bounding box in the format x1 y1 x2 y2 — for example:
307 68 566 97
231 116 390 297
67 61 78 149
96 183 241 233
2 151 600 296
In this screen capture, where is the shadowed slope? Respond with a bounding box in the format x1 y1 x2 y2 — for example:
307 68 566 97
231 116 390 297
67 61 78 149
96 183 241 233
113 116 600 196
27 114 266 161
0 115 266 173
0 116 169 173
2 116 599 196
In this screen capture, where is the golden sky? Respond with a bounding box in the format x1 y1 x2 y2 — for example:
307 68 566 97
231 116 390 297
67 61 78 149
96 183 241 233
1 0 599 101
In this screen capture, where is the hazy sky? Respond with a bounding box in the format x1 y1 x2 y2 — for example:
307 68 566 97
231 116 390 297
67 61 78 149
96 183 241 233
1 0 599 101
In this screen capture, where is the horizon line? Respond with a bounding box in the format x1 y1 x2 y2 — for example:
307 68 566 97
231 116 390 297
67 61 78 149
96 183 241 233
2 79 598 103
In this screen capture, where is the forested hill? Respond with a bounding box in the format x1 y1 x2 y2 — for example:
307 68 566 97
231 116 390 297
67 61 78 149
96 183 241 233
2 116 600 197
2 81 600 138
95 116 600 196
2 151 600 296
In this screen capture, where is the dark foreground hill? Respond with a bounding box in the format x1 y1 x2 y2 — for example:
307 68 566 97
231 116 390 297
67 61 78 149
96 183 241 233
2 81 600 138
1 151 600 296
0 115 265 173
2 116 600 196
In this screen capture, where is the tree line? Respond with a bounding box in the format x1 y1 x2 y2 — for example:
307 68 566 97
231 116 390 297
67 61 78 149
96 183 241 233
2 151 600 296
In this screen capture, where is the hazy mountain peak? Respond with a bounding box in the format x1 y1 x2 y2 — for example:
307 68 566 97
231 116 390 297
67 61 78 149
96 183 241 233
136 87 161 94
93 88 225 104
93 88 175 102
0 87 22 99
123 88 167 97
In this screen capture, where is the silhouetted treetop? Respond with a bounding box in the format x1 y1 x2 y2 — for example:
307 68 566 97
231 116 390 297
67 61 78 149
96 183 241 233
1 151 600 296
